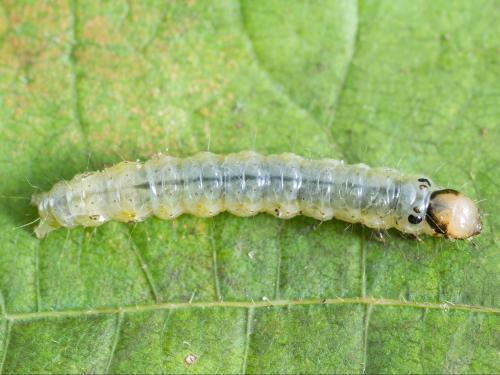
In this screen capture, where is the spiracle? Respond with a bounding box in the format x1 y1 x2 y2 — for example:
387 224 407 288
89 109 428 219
31 151 481 240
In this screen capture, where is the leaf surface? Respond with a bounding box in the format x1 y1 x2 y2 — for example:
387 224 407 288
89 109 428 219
0 0 498 373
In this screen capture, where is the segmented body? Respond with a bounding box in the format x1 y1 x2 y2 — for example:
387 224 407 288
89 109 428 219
32 151 437 238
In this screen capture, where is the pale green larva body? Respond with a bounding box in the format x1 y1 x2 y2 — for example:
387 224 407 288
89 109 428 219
31 151 481 240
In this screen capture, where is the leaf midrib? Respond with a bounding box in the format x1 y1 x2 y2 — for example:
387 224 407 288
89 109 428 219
4 297 499 322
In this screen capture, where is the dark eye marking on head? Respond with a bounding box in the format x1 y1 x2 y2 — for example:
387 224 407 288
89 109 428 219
408 214 423 224
418 178 432 187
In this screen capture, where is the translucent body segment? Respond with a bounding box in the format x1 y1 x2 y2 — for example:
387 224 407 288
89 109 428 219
222 151 267 216
358 167 401 229
265 153 303 218
337 163 370 223
104 161 152 223
298 159 341 220
33 152 438 238
47 181 74 227
74 172 111 226
181 152 224 217
144 156 183 219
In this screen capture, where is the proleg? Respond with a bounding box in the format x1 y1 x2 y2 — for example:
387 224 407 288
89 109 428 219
31 151 481 240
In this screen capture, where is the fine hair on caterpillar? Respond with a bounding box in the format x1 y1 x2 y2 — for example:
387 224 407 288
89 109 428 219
31 151 482 240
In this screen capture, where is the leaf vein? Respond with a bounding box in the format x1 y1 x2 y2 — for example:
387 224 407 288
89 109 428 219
5 297 498 322
69 0 89 147
104 311 124 374
273 223 284 300
238 0 336 146
34 241 41 312
0 320 12 374
325 0 359 129
361 304 373 374
129 229 161 303
210 222 223 301
240 307 254 375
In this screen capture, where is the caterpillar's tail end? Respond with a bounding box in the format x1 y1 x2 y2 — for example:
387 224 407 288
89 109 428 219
33 219 60 239
31 192 60 239
30 192 43 207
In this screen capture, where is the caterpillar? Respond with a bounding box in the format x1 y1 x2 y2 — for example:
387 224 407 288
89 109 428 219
31 151 481 240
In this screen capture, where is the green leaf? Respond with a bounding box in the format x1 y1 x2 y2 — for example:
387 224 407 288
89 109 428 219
0 0 498 373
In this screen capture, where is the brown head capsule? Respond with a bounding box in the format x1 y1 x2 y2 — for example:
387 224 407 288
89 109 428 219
425 189 481 239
